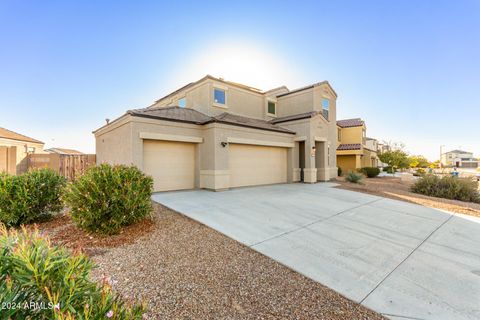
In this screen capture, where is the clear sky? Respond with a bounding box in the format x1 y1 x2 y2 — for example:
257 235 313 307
0 1 479 160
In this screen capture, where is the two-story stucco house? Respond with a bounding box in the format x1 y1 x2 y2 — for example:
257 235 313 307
94 75 338 192
441 150 478 168
336 118 379 172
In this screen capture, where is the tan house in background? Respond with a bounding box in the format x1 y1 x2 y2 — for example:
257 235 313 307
441 150 478 168
94 75 339 192
336 118 379 172
0 127 45 174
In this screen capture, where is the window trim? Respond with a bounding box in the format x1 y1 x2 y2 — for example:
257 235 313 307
266 99 277 116
178 97 186 108
213 86 228 108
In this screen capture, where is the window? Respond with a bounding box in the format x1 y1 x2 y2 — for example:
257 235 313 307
267 101 276 115
337 128 341 141
178 97 186 108
322 98 329 119
214 88 226 105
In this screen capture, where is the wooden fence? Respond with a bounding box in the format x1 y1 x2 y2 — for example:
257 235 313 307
28 154 96 180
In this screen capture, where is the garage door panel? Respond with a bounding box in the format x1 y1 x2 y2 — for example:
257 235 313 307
143 140 195 192
229 144 287 188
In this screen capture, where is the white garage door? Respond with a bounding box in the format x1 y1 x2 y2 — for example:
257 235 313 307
143 140 195 192
229 144 287 188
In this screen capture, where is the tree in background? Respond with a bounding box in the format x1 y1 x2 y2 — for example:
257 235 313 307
408 155 431 168
378 141 409 170
379 150 409 170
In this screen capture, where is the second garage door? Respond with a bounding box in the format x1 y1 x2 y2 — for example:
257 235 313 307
229 144 287 188
143 140 195 192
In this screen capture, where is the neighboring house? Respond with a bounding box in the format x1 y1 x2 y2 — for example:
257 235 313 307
94 75 338 192
376 142 390 167
441 150 478 168
45 148 84 155
336 118 379 172
0 127 45 174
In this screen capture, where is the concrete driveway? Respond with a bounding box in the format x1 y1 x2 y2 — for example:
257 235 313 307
152 183 480 320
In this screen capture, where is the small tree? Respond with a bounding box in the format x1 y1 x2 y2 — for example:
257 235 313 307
378 150 409 170
408 155 431 168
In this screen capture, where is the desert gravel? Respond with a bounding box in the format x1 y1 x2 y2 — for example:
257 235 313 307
92 203 384 319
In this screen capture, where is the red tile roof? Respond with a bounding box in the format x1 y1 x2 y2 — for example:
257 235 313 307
336 118 364 128
337 143 362 151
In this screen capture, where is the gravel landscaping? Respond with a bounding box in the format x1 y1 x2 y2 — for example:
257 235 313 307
89 203 384 319
336 176 480 218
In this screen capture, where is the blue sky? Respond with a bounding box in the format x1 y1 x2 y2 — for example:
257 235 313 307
0 0 479 160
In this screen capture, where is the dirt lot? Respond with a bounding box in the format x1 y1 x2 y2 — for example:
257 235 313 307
35 204 384 320
335 176 480 218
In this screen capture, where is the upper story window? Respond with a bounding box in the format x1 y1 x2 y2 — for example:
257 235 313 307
322 98 330 119
214 88 226 105
337 128 341 141
267 101 276 116
178 97 186 108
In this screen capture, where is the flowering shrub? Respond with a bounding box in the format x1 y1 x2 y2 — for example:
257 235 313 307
0 224 145 319
65 164 153 235
0 169 66 226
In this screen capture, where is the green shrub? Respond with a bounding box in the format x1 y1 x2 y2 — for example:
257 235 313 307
0 224 145 319
337 167 343 177
383 166 395 174
413 168 426 177
346 172 363 183
359 167 380 178
411 174 480 203
65 164 153 235
0 169 66 227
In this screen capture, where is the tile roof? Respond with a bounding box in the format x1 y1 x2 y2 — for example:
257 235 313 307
45 148 84 155
336 118 364 128
129 107 295 134
446 149 470 154
213 112 295 134
337 143 362 151
128 106 212 124
269 111 319 124
0 127 44 144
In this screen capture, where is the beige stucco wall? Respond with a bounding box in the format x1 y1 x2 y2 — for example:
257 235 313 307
0 138 45 174
94 78 340 190
337 155 360 173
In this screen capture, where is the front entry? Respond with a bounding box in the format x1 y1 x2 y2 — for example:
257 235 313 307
298 141 305 182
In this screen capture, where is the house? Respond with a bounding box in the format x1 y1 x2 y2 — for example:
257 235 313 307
0 127 45 174
441 150 478 168
94 75 338 192
45 148 84 155
336 118 379 172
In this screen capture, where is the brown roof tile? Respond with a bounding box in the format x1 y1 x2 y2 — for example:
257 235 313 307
0 127 44 144
128 106 212 124
336 118 364 128
337 143 362 151
129 107 295 134
213 113 295 134
269 111 319 124
45 148 84 155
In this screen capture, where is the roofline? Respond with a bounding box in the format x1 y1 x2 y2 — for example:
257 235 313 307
277 81 338 98
0 127 44 144
207 119 295 134
153 75 265 105
270 112 318 124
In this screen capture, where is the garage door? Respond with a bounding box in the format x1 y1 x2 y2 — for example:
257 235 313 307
143 140 195 192
229 144 287 188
